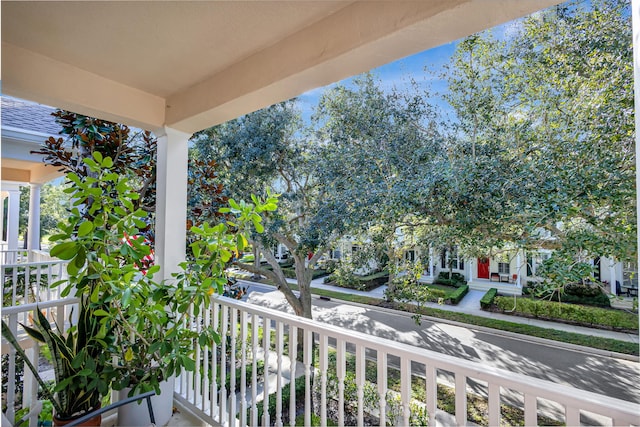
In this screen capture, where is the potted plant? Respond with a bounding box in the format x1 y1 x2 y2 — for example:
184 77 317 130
105 194 278 427
2 299 110 426
2 152 157 424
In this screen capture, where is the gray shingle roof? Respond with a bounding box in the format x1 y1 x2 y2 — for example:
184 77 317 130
1 95 61 136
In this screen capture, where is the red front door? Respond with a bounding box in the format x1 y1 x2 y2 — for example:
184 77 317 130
477 257 490 279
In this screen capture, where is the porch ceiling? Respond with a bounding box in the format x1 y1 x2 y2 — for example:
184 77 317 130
1 0 561 134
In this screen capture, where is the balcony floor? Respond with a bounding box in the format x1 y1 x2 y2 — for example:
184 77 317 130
101 404 207 427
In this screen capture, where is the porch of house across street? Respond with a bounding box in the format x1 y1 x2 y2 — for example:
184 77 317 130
2 1 640 426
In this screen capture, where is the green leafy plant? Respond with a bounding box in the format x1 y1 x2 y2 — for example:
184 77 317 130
480 288 498 310
107 192 278 397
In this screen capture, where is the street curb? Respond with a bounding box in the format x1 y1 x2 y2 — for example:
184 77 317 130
236 277 639 362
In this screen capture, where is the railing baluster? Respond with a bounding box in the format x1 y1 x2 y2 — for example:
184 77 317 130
455 373 467 426
401 357 411 426
263 315 271 427
186 303 194 404
288 325 297 427
195 304 202 409
275 320 284 427
35 264 43 303
319 334 328 427
211 302 219 421
229 307 237 427
524 393 537 426
203 303 210 413
356 344 365 427
12 266 18 307
337 338 346 427
240 311 248 427
303 328 312 427
220 304 228 426
488 382 500 426
378 351 387 427
251 313 259 427
426 365 437 427
565 405 581 426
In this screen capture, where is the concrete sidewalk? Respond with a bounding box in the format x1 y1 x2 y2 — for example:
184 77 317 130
282 276 640 345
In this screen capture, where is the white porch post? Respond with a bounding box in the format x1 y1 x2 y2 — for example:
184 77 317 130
27 183 42 258
609 261 617 295
516 252 522 287
155 127 191 282
0 193 5 243
429 245 434 280
5 186 22 251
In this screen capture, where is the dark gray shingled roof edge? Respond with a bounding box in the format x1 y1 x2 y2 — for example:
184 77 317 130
1 95 61 136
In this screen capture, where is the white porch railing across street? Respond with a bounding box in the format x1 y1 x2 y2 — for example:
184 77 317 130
177 296 640 427
1 259 68 307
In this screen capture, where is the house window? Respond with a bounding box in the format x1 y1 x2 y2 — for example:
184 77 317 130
405 250 415 262
332 249 342 259
441 248 464 270
352 246 359 254
526 256 533 277
498 262 510 274
593 257 601 281
623 261 637 287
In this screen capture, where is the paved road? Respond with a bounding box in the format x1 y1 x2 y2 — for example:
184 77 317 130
240 281 640 404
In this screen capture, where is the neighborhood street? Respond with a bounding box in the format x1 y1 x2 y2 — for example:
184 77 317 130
241 281 640 404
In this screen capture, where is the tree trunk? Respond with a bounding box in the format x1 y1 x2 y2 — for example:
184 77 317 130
252 245 261 280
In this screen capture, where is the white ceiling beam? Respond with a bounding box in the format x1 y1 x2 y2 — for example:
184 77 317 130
2 43 166 132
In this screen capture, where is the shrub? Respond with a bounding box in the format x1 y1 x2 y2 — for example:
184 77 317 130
480 288 498 310
434 271 466 287
447 285 468 305
322 259 339 274
327 270 388 291
565 282 602 297
494 296 638 331
553 291 611 308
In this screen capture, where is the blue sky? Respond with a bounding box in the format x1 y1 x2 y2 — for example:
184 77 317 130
295 9 536 125
296 41 458 124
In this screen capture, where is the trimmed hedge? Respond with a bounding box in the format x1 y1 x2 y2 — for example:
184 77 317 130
434 271 467 287
480 288 498 310
494 296 638 331
447 285 469 305
325 271 389 291
553 291 611 308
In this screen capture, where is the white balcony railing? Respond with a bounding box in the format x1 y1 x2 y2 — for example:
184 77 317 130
178 296 640 427
1 249 58 265
1 259 68 308
2 294 639 426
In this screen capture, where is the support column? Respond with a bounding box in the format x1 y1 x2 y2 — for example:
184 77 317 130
155 127 191 282
0 193 6 243
429 246 434 280
609 261 617 295
5 187 22 251
516 252 522 287
27 183 42 259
